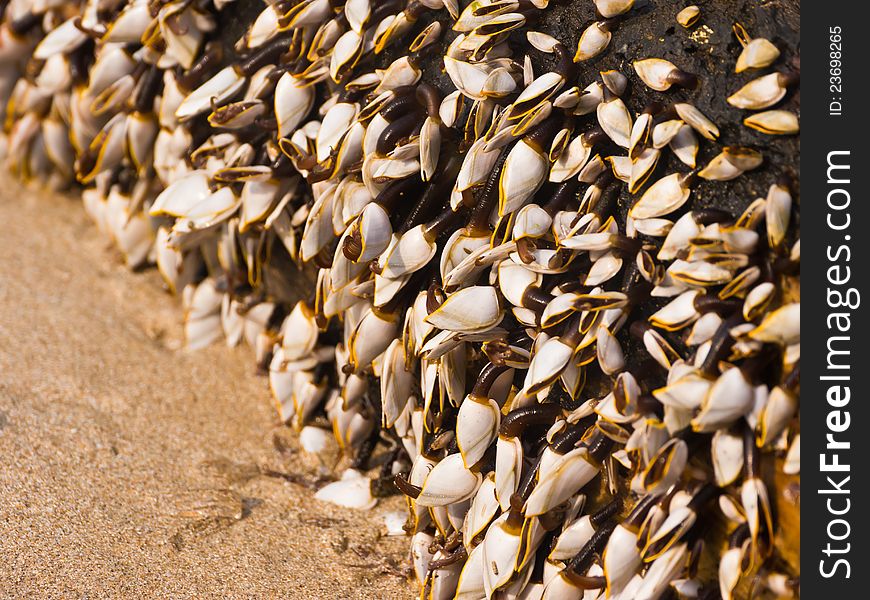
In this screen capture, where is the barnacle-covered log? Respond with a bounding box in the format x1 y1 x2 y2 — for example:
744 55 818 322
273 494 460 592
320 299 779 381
0 0 799 598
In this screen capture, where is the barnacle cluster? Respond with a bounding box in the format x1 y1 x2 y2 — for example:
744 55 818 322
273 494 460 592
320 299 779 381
0 0 800 598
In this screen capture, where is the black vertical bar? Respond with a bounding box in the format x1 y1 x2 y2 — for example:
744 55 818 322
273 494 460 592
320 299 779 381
802 2 868 597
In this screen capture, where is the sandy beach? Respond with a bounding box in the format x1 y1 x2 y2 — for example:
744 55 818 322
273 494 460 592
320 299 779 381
0 184 412 599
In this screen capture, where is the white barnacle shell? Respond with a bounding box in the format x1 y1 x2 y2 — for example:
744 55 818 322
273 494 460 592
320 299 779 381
633 58 680 91
299 425 332 456
674 102 719 140
444 56 493 101
549 133 592 182
699 147 763 181
510 71 564 119
316 102 358 163
183 278 224 351
374 56 422 94
171 187 241 235
757 385 797 447
527 31 561 53
380 224 438 279
574 21 611 62
499 138 548 215
741 476 774 545
498 261 541 307
743 110 799 135
766 182 792 248
643 505 696 561
668 259 733 287
727 72 789 109
329 29 363 82
176 66 246 121
648 290 701 331
641 438 688 493
33 18 87 60
549 514 595 560
676 6 700 28
344 0 370 33
409 524 436 580
601 69 628 96
381 340 414 429
409 21 443 52
439 90 464 127
495 436 523 511
597 325 625 375
471 11 526 39
784 435 800 475
629 147 660 193
456 137 502 192
416 453 482 506
736 37 780 73
481 512 524 596
636 543 689 600
456 395 501 468
150 170 211 217
523 336 574 394
463 473 500 544
275 72 314 138
574 81 604 115
597 96 632 148
347 307 399 371
743 282 775 321
629 172 693 220
691 367 755 432
419 116 441 181
513 204 553 240
454 541 487 598
651 119 683 149
314 469 377 509
525 447 599 516
712 429 745 486
439 230 490 283
718 545 746 600
603 523 643 595
279 302 318 363
239 178 281 232
748 303 800 346
669 124 699 168
103 190 153 269
454 0 520 32
348 202 390 262
88 46 137 99
240 4 281 50
426 286 503 334
106 1 152 43
594 0 634 18
629 112 653 156
653 371 711 411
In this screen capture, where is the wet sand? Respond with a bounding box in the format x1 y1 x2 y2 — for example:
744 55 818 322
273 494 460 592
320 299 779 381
0 184 412 599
